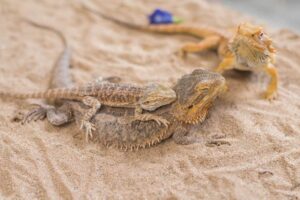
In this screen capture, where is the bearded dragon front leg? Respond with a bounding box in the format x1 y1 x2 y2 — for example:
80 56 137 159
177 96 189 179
214 54 235 73
80 96 101 141
179 36 221 58
133 107 169 127
263 65 278 100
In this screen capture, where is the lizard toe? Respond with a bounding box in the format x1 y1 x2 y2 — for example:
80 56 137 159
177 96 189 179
22 105 47 124
81 120 96 142
263 91 277 100
155 117 169 127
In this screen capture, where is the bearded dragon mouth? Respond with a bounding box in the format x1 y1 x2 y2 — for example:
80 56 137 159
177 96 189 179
180 84 226 125
183 97 214 124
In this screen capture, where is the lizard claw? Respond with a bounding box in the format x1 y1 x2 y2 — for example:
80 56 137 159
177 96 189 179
80 120 96 142
154 118 161 126
134 114 169 127
263 90 277 100
22 104 47 124
154 117 169 127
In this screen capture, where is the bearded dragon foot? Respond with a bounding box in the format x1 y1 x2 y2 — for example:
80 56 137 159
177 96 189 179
134 114 169 127
80 120 96 142
263 90 277 100
22 104 50 124
80 96 100 141
264 66 278 100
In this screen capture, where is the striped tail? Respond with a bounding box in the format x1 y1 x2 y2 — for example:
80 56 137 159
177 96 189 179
82 4 143 30
0 88 80 100
82 5 217 39
145 25 217 38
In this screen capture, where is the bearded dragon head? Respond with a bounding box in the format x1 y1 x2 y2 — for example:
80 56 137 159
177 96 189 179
229 23 276 66
140 83 177 111
172 69 226 124
235 22 275 53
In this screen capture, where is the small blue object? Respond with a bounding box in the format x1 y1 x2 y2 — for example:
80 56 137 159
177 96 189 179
148 9 183 25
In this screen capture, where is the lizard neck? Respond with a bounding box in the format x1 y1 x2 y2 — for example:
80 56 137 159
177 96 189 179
230 36 271 69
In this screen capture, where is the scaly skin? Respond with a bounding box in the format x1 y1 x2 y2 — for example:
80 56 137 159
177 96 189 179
82 5 278 100
68 69 227 150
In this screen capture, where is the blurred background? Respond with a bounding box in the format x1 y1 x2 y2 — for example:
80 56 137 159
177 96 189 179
221 0 300 32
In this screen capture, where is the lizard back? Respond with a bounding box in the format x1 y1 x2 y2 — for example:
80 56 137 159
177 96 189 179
0 82 145 108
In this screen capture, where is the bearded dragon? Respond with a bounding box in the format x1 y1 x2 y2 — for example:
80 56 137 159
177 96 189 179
82 5 278 100
24 67 227 150
69 69 227 150
1 19 176 141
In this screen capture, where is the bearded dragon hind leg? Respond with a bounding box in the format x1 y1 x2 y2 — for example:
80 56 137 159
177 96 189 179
263 65 278 100
22 103 73 126
214 54 235 73
178 36 221 59
81 96 101 141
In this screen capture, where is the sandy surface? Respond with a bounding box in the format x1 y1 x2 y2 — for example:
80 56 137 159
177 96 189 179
1 0 300 199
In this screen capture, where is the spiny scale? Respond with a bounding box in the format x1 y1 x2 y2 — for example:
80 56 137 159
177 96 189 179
98 129 167 151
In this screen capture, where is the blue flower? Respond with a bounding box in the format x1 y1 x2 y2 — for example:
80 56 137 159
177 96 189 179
148 9 183 25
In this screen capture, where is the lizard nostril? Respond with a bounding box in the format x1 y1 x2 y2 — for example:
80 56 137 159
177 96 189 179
188 105 194 109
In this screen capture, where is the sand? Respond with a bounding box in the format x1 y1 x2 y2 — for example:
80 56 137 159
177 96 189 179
1 0 300 199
